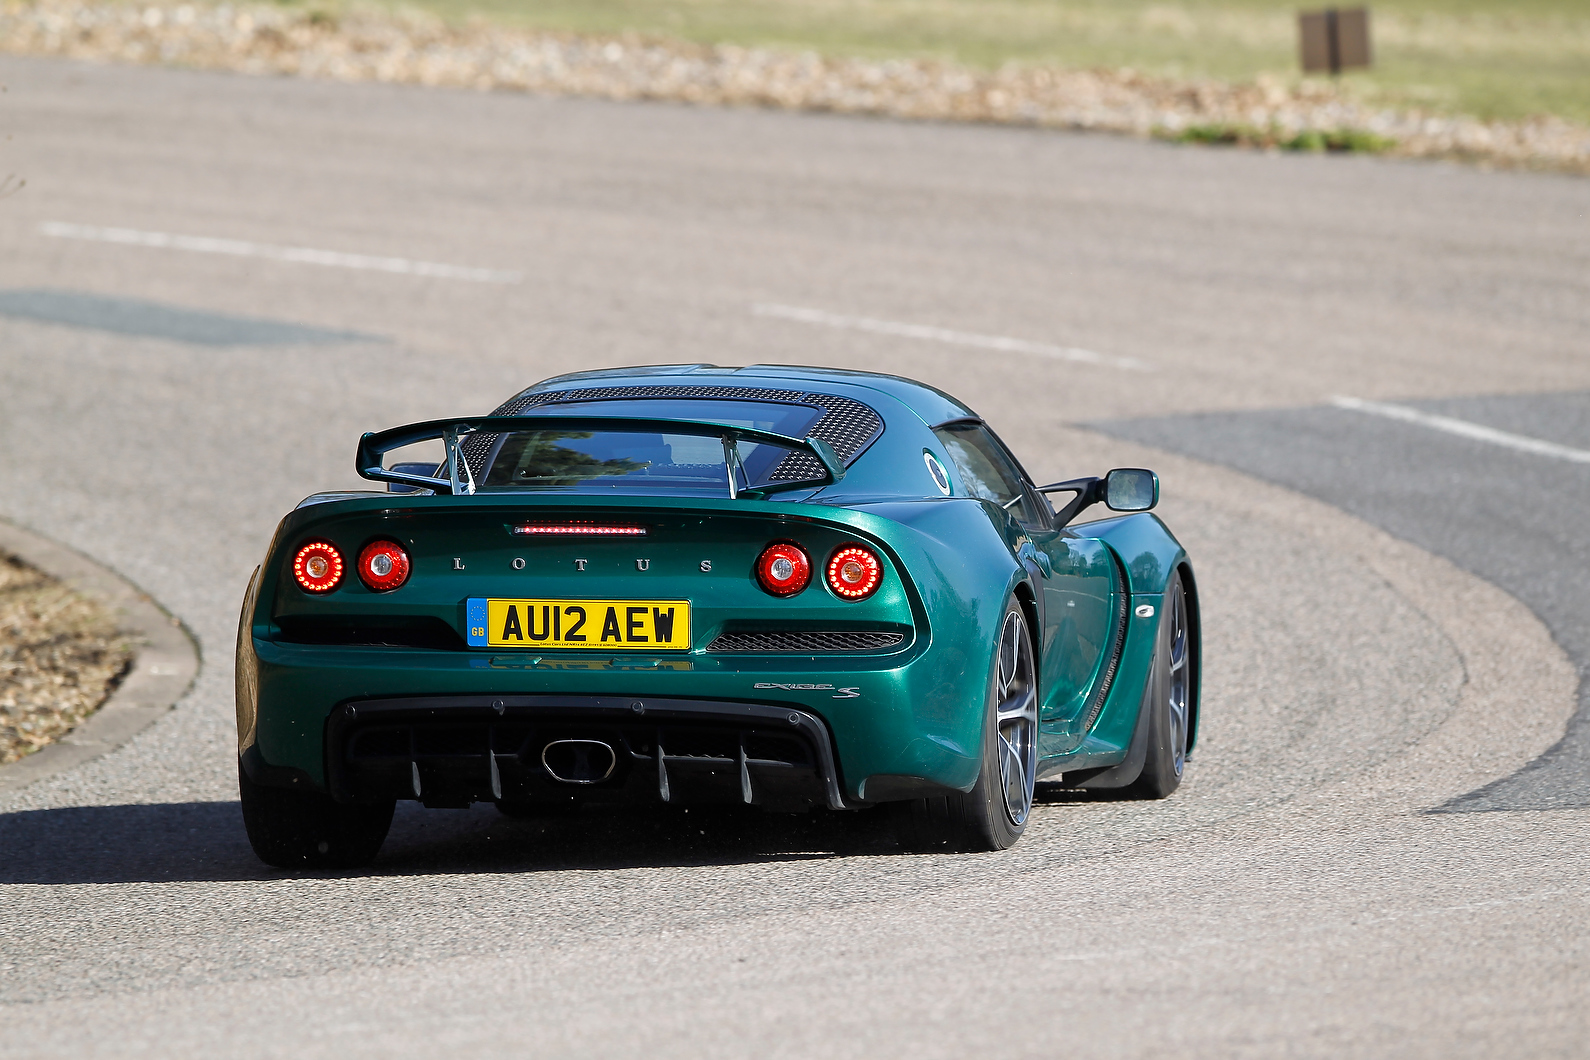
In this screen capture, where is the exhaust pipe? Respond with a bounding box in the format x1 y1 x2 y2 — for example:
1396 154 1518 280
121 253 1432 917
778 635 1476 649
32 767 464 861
541 739 617 784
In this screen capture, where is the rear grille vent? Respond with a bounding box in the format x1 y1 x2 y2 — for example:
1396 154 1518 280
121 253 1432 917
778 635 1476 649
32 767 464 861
706 631 905 653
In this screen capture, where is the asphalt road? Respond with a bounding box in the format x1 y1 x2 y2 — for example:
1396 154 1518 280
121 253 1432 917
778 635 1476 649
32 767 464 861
1100 391 1590 812
1 54 1588 1057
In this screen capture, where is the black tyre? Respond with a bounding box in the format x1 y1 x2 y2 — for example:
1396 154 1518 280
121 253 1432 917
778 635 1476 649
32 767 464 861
893 601 1038 852
1129 570 1192 799
238 760 394 869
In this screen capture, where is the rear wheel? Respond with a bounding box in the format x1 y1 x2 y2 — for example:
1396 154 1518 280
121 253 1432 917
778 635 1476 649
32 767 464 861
1129 570 1191 799
238 760 394 869
893 601 1038 852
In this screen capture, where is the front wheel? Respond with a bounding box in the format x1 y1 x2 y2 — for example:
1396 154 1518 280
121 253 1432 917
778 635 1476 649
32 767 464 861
238 760 394 869
1129 570 1192 799
892 601 1038 852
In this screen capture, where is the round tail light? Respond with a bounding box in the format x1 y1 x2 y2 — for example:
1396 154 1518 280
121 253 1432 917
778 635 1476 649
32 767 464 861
827 545 882 599
755 543 811 597
293 541 344 593
358 540 411 592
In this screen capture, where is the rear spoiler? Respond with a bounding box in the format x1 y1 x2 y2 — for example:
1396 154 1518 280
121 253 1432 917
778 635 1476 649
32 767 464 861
355 415 847 498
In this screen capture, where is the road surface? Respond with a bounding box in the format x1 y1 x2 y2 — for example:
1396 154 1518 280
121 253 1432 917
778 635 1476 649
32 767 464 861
1 53 1587 1058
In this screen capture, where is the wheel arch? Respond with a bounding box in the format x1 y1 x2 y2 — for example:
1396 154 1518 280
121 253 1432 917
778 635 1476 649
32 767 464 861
1177 559 1203 756
1011 576 1042 666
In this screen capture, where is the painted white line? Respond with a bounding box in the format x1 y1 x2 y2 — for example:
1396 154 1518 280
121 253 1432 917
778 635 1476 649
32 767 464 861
40 222 522 284
1332 395 1590 465
753 303 1147 371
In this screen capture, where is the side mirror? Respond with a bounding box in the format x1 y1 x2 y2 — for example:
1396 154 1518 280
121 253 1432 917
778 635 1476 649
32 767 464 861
386 462 442 494
1104 468 1158 512
1037 467 1159 527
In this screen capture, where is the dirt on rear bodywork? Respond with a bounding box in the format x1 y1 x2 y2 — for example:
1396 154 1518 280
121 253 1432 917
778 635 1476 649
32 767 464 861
0 551 132 765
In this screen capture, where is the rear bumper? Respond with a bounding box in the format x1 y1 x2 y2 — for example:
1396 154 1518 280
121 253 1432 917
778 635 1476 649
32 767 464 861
242 637 990 803
324 694 848 811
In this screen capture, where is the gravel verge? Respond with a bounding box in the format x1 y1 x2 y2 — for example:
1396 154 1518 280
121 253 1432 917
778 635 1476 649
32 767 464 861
2 0 1586 174
0 519 198 794
0 549 130 765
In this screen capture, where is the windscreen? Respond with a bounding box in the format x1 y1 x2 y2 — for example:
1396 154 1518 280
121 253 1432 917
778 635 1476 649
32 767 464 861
479 399 825 494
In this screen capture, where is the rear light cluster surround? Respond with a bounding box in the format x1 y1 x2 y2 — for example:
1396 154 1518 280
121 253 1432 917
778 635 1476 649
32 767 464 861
827 546 883 599
293 541 344 594
358 540 412 593
291 539 412 594
754 541 884 601
755 542 812 597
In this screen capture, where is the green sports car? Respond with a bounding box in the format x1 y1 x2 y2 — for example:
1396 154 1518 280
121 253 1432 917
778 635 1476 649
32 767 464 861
235 364 1200 866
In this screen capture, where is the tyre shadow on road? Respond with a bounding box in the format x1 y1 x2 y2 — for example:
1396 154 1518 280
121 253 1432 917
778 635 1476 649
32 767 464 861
0 799 906 884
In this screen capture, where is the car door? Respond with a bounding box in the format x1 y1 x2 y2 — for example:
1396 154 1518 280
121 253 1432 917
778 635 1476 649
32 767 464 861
932 423 1118 754
1024 526 1119 754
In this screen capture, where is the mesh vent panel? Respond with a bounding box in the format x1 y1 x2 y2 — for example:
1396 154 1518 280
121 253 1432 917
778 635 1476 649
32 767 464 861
768 393 883 481
550 385 805 403
706 631 905 653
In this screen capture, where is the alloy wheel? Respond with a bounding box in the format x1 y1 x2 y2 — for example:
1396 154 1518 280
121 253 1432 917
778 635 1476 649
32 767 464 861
995 609 1038 826
1166 584 1190 777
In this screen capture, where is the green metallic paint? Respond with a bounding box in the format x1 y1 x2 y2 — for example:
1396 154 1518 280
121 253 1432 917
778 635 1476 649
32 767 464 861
247 492 1017 799
238 366 1199 804
1048 511 1199 763
1077 512 1186 596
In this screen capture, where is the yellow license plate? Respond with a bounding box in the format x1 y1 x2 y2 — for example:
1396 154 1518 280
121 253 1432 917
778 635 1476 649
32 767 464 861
466 598 691 650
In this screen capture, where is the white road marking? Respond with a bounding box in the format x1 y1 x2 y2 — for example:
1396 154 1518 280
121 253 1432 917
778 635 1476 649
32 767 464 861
1332 395 1590 465
753 303 1147 371
40 222 522 284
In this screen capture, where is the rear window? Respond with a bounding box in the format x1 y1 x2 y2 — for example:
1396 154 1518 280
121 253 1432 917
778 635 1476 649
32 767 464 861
480 398 825 494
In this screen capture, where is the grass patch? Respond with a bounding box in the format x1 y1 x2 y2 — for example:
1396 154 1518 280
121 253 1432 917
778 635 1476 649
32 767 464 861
309 0 1590 124
1172 123 1398 152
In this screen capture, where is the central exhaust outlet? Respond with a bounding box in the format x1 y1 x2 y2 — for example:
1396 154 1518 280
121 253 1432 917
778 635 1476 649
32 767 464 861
541 739 617 784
